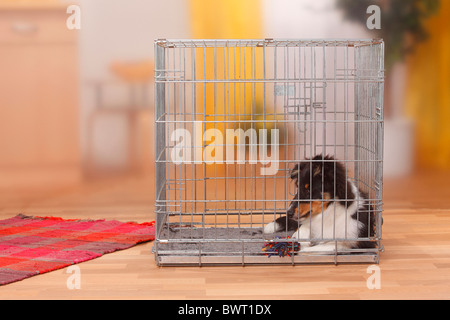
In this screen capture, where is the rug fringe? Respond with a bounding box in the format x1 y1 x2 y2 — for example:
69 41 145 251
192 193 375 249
17 213 155 226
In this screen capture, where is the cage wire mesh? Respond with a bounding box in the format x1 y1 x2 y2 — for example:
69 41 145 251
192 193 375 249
154 39 384 266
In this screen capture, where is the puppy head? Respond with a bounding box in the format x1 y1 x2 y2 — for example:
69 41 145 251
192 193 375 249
290 155 354 220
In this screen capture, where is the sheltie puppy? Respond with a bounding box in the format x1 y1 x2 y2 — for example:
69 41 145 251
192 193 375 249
264 155 376 253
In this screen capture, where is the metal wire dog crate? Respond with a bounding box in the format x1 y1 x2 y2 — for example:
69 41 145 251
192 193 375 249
154 39 384 266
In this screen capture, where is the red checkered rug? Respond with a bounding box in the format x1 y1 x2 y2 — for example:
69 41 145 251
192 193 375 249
0 214 155 286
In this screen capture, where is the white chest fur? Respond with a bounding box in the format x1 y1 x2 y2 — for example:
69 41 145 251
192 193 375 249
293 180 365 251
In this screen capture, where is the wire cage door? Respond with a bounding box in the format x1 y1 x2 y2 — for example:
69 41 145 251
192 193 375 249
154 39 384 266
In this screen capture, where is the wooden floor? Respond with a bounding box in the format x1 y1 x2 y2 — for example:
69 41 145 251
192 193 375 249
1 168 450 300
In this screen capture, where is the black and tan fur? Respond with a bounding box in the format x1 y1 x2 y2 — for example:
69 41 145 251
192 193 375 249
264 155 376 252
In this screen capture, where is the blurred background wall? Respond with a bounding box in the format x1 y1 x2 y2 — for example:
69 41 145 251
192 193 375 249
0 0 448 191
78 0 190 176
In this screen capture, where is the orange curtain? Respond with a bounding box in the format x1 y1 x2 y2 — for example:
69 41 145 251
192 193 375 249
189 0 262 39
188 0 263 169
405 1 450 169
189 0 263 120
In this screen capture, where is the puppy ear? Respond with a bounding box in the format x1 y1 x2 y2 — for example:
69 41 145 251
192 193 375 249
313 163 322 177
321 192 331 200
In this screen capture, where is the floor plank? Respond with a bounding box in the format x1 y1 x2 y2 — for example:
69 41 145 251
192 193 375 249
1 169 450 299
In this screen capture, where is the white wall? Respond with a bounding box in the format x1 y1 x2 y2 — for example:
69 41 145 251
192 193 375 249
262 0 368 39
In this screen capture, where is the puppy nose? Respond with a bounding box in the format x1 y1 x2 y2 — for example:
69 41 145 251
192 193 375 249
287 203 297 217
287 207 295 217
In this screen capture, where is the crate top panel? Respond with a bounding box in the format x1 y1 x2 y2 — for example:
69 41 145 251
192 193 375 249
155 39 384 49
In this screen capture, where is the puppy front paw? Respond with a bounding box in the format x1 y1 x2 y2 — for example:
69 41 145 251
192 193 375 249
264 216 300 234
263 221 278 234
